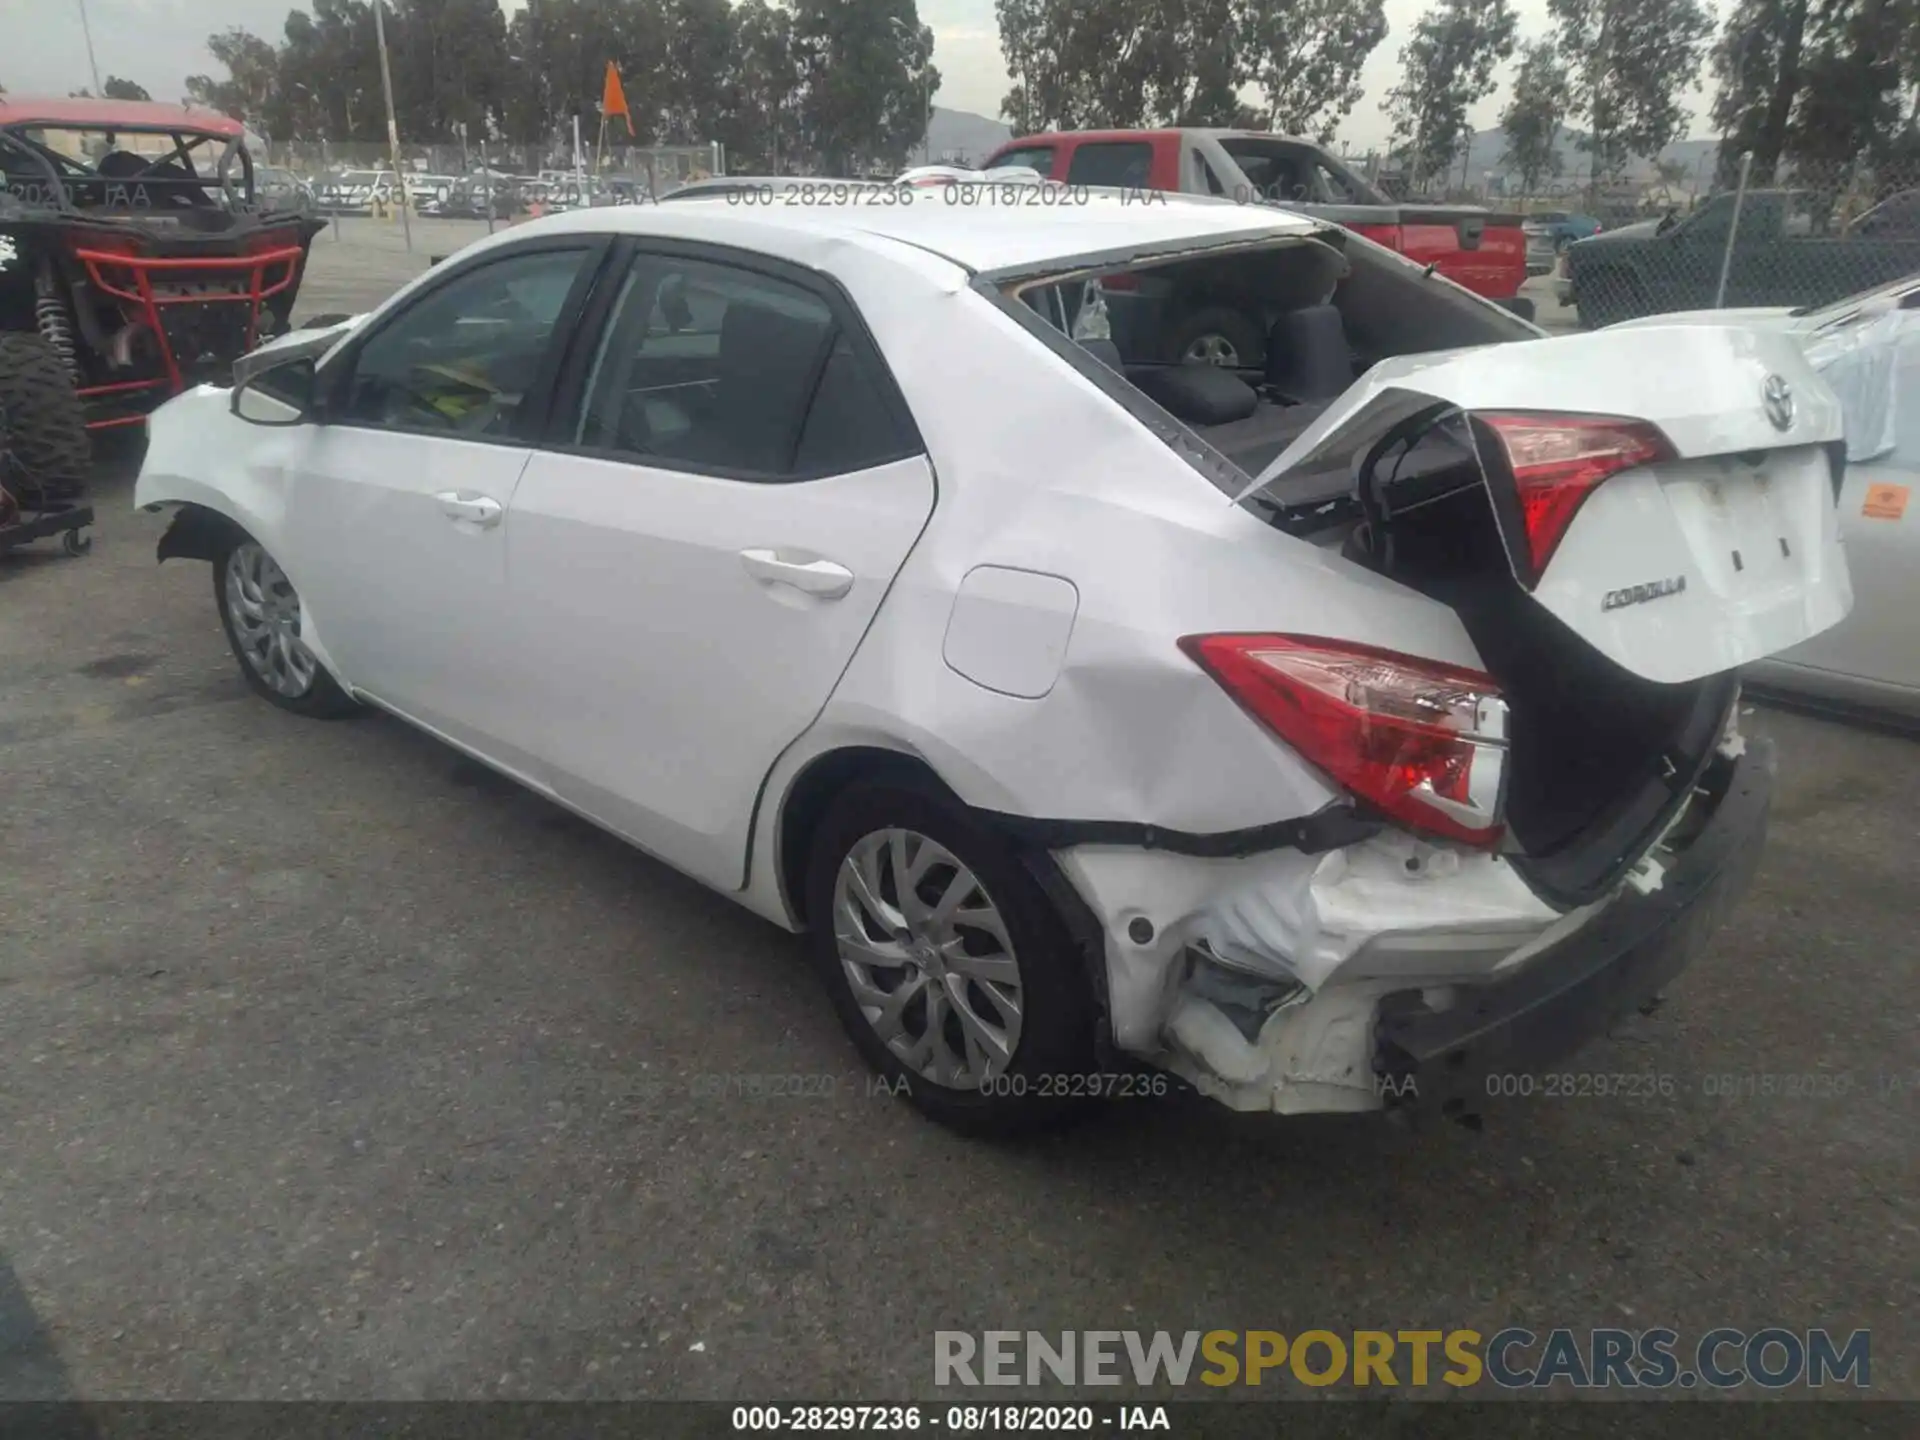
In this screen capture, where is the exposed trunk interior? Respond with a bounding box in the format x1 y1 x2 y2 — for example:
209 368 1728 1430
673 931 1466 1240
1338 475 1738 903
1009 235 1745 904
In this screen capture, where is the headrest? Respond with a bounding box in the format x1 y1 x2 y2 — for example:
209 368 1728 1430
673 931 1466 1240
720 299 832 381
1265 304 1353 401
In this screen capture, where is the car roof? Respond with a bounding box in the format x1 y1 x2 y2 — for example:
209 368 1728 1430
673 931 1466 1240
996 128 1319 150
538 186 1327 274
666 176 870 192
0 96 246 137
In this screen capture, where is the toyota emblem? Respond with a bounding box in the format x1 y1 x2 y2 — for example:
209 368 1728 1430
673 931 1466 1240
1762 373 1795 431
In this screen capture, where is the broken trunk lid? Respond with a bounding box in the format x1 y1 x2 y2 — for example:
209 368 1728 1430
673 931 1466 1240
1235 324 1854 685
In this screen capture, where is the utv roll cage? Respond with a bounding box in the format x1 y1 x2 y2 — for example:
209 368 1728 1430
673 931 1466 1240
0 120 256 216
0 99 321 432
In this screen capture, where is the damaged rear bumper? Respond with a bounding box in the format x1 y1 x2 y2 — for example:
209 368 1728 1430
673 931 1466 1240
1373 739 1773 1113
1049 736 1773 1116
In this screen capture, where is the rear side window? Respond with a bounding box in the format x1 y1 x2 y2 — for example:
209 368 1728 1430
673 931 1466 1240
573 252 916 480
1066 142 1153 189
793 333 912 474
991 145 1056 177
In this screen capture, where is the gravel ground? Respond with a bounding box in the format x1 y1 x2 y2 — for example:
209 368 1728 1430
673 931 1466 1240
0 221 1909 1406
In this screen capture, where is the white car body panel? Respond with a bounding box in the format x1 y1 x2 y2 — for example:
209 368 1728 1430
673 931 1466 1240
1240 324 1850 684
133 197 1831 1113
286 428 539 766
507 450 937 892
1753 303 1920 710
1608 305 1799 332
1621 285 1920 713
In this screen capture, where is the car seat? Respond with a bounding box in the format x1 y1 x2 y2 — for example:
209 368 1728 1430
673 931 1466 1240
1265 305 1354 402
692 299 834 473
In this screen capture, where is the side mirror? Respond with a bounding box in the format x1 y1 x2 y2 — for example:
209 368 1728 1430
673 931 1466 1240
231 355 317 426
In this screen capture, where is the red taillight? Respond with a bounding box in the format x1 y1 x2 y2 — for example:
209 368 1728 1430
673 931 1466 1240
1098 271 1140 292
1180 634 1510 846
1478 412 1674 580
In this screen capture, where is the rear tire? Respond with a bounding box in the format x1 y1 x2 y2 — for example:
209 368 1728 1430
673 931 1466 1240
804 781 1100 1136
0 332 90 507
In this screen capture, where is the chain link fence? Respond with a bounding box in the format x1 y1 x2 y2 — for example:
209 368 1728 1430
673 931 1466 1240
259 138 725 197
1524 155 1920 329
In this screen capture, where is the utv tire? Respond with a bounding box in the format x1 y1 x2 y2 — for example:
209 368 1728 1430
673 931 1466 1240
1166 305 1266 369
0 332 90 507
212 533 364 719
805 781 1101 1137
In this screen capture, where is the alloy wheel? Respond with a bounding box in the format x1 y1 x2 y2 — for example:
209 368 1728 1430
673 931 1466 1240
832 828 1025 1089
224 543 318 698
1182 333 1240 366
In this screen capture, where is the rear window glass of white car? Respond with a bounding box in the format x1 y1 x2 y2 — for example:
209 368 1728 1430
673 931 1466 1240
571 254 915 479
1065 143 1152 189
335 247 590 437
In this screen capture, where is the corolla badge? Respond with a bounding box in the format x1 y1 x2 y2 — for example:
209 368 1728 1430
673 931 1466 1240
1762 373 1795 431
1603 575 1687 611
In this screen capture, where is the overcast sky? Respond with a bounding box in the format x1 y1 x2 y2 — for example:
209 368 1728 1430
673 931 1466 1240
2 0 1717 152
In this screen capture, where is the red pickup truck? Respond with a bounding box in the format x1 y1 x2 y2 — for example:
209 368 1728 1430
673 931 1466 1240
984 129 1530 363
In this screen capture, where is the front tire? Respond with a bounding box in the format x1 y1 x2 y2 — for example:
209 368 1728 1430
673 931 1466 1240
805 782 1099 1136
213 535 363 718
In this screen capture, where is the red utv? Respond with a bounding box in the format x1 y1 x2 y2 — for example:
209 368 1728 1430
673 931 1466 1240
0 98 323 540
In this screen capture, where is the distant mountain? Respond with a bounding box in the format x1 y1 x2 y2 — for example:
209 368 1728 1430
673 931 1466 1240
925 106 1013 165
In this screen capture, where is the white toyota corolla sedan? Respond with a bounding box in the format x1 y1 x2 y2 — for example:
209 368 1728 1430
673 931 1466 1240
135 187 1851 1132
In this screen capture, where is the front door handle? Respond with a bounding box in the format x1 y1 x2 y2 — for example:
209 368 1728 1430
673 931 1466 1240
435 491 503 528
740 548 855 599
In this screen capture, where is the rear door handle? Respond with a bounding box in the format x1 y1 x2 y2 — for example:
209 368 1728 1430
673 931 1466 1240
740 548 855 599
435 491 503 528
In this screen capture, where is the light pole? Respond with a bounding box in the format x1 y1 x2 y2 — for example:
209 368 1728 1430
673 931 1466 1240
372 0 412 250
74 0 103 94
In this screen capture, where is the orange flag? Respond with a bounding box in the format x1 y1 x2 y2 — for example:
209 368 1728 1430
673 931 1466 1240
602 61 633 136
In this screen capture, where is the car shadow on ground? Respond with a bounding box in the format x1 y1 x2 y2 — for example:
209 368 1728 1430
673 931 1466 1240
0 1258 80 1403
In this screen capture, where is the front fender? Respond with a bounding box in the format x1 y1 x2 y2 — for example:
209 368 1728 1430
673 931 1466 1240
135 386 351 686
136 386 301 551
